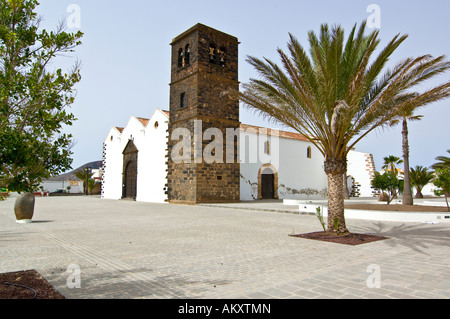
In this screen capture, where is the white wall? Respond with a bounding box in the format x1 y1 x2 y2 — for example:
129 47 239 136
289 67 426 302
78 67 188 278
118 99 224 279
277 138 327 199
101 127 124 200
347 150 376 197
41 181 83 193
136 110 168 203
101 109 168 203
239 129 328 200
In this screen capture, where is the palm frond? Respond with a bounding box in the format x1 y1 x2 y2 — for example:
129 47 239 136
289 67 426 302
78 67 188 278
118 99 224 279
410 165 434 187
240 21 450 163
432 150 450 170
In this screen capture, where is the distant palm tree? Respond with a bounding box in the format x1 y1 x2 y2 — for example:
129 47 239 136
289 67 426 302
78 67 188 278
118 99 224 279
390 113 423 205
74 169 94 194
382 155 404 174
239 22 450 235
432 150 450 170
410 165 434 198
87 179 98 195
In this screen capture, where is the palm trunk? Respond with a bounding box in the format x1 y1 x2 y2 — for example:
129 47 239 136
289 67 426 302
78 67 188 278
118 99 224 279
325 159 349 235
415 187 424 199
402 118 413 205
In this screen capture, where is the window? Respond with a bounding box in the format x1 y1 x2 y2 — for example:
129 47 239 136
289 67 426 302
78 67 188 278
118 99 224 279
180 92 186 108
218 46 226 66
307 146 312 159
209 44 227 66
184 44 190 65
178 48 184 68
209 43 216 63
264 140 270 155
154 121 159 129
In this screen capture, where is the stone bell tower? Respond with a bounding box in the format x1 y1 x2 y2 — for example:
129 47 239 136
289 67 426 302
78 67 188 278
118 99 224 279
167 23 240 204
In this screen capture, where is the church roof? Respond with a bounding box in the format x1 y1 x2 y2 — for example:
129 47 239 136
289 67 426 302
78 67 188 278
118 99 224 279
137 117 150 126
170 23 238 45
111 110 310 142
239 123 309 142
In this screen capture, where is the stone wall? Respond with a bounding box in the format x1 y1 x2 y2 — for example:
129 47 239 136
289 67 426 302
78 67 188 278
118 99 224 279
167 24 240 204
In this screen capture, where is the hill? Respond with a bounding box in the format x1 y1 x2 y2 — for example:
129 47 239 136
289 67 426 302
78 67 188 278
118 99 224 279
46 161 103 181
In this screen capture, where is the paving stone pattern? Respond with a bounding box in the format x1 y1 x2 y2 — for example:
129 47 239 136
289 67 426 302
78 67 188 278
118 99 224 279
1 196 449 299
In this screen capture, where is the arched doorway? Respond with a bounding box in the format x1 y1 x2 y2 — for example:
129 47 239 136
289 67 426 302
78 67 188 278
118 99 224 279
122 139 138 200
257 164 279 200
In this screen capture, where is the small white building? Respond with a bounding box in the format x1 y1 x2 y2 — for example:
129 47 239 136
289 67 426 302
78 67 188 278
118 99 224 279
40 180 84 194
40 162 103 194
101 108 376 203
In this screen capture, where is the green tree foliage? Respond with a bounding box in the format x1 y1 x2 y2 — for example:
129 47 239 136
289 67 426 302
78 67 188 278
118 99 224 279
382 155 403 174
433 169 450 212
74 169 93 194
432 150 450 170
371 171 403 204
0 0 83 195
87 178 98 195
239 21 450 234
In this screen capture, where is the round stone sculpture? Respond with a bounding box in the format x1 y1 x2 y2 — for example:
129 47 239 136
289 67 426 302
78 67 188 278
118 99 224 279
14 192 35 223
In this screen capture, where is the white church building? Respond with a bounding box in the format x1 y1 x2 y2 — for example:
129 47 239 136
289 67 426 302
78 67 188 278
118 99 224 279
101 108 376 203
101 24 377 204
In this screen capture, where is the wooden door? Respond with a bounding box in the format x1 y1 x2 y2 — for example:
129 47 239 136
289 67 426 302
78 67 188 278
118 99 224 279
124 161 137 199
261 173 274 199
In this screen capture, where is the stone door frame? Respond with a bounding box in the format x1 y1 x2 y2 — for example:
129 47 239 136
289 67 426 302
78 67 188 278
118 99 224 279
257 163 279 200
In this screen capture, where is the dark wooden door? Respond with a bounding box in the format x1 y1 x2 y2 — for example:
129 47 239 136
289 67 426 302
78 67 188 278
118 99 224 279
124 161 137 199
261 173 274 199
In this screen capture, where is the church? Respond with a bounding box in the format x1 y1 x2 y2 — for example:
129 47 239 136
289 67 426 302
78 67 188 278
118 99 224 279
101 24 376 204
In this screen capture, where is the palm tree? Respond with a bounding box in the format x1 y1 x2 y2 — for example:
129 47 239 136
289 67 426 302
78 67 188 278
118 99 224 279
74 169 94 195
410 165 434 198
389 114 423 205
432 150 450 170
239 22 450 235
87 179 98 195
382 155 404 174
432 151 450 211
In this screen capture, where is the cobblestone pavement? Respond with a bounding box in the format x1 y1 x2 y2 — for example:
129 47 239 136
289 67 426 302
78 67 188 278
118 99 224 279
1 196 449 299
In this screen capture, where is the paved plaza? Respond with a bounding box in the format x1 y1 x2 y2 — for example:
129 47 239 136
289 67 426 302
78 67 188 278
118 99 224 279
1 196 449 299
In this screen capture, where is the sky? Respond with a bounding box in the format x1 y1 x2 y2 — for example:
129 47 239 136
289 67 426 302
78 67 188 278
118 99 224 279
35 0 450 172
